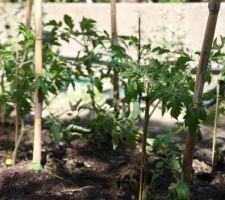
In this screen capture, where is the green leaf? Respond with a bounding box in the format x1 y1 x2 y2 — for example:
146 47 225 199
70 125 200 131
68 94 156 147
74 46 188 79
175 181 189 200
170 97 182 119
66 124 91 133
126 133 136 149
146 138 155 146
51 125 61 143
93 78 103 92
80 17 96 33
129 100 141 120
153 133 172 153
169 159 181 172
103 117 114 134
176 55 191 68
45 20 60 27
152 47 169 54
64 14 74 30
184 106 199 134
112 132 119 150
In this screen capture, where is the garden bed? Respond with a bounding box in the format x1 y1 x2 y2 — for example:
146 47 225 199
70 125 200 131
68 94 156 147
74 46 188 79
0 121 225 200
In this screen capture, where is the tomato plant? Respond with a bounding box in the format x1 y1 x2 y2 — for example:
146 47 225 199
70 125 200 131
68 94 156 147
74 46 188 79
1 11 225 199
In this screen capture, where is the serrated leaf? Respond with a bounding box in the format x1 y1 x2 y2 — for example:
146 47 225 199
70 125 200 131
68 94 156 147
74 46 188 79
170 97 182 119
64 14 74 30
184 106 199 134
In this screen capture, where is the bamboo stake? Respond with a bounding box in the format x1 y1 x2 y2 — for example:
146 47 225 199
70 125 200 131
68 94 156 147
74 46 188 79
1 54 5 135
110 0 120 113
211 82 220 171
32 0 43 168
138 16 141 64
182 0 221 182
25 0 33 28
15 38 20 145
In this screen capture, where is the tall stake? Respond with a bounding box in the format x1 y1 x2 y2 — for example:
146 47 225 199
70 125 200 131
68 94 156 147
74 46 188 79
138 16 141 65
110 0 120 113
25 0 33 28
15 38 20 145
182 0 221 182
211 82 220 171
32 0 43 169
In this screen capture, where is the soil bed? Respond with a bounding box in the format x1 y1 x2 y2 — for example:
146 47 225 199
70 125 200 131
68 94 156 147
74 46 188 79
0 123 225 200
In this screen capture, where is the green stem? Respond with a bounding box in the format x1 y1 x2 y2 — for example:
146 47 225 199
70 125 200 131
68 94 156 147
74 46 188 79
12 119 25 165
89 76 96 110
139 99 160 200
139 99 150 200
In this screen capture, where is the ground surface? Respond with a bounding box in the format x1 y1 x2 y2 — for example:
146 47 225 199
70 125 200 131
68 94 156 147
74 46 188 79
0 114 225 200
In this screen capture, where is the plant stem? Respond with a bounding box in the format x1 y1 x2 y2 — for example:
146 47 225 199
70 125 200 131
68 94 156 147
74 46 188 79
32 0 43 166
13 0 33 166
211 82 220 171
182 0 221 182
138 98 160 200
12 119 25 165
110 0 120 113
90 76 96 109
139 99 150 200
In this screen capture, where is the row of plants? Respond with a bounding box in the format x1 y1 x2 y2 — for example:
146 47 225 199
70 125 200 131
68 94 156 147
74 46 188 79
0 0 224 199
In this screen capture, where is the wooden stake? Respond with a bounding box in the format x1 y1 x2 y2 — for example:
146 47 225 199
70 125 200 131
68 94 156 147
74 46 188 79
32 0 43 166
182 0 221 182
110 0 120 113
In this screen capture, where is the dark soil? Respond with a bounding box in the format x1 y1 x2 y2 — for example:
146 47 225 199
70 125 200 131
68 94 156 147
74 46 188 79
0 123 225 200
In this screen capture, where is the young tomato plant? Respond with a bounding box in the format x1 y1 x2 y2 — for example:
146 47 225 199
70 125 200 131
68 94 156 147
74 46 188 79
150 129 189 200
